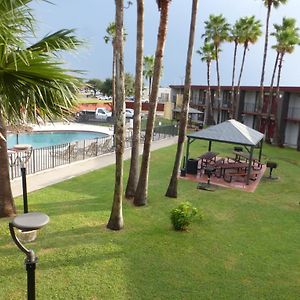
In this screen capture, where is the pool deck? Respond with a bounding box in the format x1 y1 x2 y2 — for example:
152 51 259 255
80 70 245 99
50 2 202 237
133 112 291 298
11 135 178 197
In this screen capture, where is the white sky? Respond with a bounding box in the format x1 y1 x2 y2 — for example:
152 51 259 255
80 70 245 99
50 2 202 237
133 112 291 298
31 0 300 87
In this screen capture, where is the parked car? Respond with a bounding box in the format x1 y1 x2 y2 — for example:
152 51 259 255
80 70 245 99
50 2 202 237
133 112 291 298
125 108 134 118
75 110 95 122
95 107 112 121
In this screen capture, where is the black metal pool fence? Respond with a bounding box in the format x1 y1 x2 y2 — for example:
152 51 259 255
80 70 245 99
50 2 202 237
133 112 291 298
9 125 178 180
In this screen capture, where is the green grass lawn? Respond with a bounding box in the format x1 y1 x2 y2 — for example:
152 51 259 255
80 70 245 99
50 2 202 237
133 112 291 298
0 142 299 299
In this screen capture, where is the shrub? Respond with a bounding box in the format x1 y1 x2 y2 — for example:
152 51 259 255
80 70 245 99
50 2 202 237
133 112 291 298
170 202 199 231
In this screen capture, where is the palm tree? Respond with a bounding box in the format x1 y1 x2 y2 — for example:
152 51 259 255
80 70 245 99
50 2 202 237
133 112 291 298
125 0 144 199
202 14 230 123
104 22 116 113
196 43 216 126
271 18 300 146
257 0 288 131
235 16 262 119
265 51 280 143
0 2 82 218
107 0 126 230
165 0 198 198
228 18 246 118
143 55 155 97
133 0 172 206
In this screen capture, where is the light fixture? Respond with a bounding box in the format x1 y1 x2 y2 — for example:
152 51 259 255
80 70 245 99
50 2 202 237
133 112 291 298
9 212 49 300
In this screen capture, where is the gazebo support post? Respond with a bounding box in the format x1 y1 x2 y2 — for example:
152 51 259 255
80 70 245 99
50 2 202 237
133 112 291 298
208 141 212 151
258 140 263 161
246 146 254 185
185 137 191 172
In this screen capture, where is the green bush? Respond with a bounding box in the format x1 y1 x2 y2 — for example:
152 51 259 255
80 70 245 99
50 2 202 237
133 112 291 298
170 202 199 231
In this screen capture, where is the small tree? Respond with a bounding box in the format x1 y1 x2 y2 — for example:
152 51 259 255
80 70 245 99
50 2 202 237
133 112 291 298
86 79 103 96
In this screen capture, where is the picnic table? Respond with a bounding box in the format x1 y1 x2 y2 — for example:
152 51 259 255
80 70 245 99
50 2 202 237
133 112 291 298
197 151 219 169
215 162 249 179
232 151 263 170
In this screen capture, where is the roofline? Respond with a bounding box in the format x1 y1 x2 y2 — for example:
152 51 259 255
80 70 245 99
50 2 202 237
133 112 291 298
169 85 300 93
186 135 259 147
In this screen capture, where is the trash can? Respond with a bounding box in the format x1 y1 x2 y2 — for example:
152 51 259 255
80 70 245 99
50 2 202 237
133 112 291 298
186 159 198 175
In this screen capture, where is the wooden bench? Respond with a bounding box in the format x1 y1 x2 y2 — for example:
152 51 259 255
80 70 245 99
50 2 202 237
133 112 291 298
224 170 260 183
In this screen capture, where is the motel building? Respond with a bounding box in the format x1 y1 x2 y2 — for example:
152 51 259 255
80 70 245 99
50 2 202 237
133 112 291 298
170 85 300 150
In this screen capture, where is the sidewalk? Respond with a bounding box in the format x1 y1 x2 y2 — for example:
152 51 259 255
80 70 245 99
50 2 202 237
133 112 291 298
11 136 178 197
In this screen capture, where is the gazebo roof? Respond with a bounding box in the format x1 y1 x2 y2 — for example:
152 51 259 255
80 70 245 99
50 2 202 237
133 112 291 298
173 107 203 114
187 119 264 146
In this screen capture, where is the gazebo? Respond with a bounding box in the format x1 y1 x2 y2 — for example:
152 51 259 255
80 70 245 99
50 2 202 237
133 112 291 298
185 119 265 185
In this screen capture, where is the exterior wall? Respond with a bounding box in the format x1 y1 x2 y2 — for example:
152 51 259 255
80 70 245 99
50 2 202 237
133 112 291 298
170 85 300 149
143 87 171 102
288 93 300 119
285 122 299 147
243 92 256 113
164 102 174 120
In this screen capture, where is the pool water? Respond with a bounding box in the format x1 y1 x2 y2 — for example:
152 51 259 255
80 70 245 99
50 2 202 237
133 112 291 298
7 131 107 149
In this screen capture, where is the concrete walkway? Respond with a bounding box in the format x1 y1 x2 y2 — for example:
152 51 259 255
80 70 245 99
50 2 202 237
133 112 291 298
11 136 178 197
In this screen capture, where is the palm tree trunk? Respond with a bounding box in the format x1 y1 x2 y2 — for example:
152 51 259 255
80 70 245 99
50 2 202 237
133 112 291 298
257 4 272 131
237 43 248 89
265 51 279 143
165 0 198 198
234 44 248 121
125 0 144 199
215 44 221 123
0 115 16 218
206 61 215 125
230 41 238 119
112 43 116 115
107 0 125 230
134 0 170 206
274 52 284 147
149 77 152 98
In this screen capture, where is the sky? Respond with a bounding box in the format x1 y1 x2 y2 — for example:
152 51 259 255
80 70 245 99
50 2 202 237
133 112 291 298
30 0 300 87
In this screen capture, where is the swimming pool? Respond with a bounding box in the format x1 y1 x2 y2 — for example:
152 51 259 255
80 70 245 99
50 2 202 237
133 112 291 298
7 131 108 149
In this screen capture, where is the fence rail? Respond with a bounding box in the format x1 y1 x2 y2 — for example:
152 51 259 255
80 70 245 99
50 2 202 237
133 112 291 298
9 125 177 180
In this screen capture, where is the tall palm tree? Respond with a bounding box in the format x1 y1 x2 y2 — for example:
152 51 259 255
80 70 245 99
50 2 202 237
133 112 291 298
271 18 300 146
125 0 144 199
256 0 288 131
165 0 198 198
202 14 230 123
143 55 155 97
0 1 82 218
107 0 126 230
196 43 216 126
133 0 171 206
228 18 246 118
235 16 262 119
265 51 280 143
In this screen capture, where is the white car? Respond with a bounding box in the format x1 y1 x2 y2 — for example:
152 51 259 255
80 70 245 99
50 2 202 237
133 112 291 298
125 108 134 118
95 108 112 121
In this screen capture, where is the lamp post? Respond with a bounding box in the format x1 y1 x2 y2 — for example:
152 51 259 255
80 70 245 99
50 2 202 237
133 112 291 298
9 212 49 300
12 144 32 213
